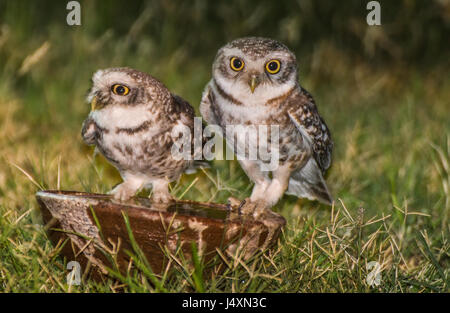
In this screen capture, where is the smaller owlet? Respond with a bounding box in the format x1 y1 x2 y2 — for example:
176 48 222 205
81 67 196 202
200 37 333 212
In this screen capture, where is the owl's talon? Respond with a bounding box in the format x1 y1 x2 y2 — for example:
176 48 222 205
151 192 174 204
109 183 136 202
227 196 244 211
239 198 268 217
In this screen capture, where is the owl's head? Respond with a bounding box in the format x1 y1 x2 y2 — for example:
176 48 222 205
212 37 298 99
87 67 170 111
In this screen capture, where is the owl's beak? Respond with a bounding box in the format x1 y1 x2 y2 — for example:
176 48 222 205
90 96 104 111
248 75 261 93
90 96 98 111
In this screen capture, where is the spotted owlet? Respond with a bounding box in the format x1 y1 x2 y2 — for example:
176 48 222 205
81 67 196 202
200 37 333 211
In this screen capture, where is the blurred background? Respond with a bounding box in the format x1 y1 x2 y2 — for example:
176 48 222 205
0 0 449 292
1 0 448 129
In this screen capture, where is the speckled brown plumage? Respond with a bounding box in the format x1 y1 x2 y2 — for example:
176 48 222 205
81 67 196 202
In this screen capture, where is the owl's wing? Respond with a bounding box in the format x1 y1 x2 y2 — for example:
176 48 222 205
171 94 195 127
171 93 211 170
287 88 333 173
81 115 97 146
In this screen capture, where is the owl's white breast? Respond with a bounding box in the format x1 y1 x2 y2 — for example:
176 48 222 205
90 104 168 153
89 103 177 175
210 78 295 123
215 77 294 105
90 105 154 129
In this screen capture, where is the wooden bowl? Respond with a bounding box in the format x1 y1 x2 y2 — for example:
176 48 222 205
36 190 286 280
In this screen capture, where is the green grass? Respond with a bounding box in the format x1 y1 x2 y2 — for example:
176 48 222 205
0 0 449 292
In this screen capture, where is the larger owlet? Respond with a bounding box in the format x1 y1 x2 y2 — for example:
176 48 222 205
81 67 196 202
200 37 333 211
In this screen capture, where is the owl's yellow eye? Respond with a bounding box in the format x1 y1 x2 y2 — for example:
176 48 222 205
230 57 244 71
265 59 281 74
111 84 130 96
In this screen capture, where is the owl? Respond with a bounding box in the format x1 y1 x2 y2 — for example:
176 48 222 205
81 67 196 202
200 37 333 213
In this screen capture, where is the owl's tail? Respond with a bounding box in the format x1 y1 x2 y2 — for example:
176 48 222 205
286 159 333 205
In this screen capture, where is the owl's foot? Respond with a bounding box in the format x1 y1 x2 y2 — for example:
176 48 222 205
109 183 137 202
151 191 174 204
227 197 269 218
226 196 245 220
227 196 243 211
150 179 174 204
240 198 269 217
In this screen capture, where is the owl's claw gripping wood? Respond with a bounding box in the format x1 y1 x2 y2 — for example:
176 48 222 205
151 179 174 203
226 196 243 211
109 182 138 202
152 193 174 203
239 198 269 218
227 197 269 218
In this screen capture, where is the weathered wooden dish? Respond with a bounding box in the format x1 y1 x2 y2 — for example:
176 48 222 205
36 190 286 280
